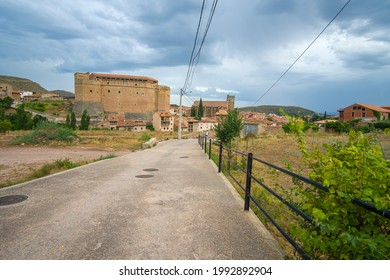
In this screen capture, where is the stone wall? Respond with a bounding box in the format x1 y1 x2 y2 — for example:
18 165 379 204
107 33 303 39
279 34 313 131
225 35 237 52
74 72 170 120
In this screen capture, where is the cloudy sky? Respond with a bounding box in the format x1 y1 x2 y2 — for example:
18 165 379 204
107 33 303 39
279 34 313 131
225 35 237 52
1 0 389 113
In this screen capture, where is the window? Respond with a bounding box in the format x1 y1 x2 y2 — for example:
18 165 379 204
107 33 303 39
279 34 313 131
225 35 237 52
362 107 365 111
108 90 110 93
118 91 121 93
90 90 92 93
352 112 355 117
353 106 357 110
362 112 366 117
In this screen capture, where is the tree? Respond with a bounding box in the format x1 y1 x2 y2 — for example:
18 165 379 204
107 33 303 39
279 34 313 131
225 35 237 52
70 112 76 130
0 96 14 109
215 109 243 170
196 98 204 120
66 113 71 129
32 114 48 127
14 104 33 130
190 105 196 117
80 110 90 130
0 120 13 133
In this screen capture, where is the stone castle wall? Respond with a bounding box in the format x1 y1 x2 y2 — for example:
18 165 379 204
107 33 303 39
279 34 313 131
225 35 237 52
74 72 170 120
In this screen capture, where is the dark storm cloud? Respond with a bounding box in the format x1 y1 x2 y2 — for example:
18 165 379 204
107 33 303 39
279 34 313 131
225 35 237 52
0 0 389 112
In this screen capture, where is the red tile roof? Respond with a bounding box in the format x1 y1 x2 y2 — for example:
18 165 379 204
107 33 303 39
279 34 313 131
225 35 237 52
91 73 157 82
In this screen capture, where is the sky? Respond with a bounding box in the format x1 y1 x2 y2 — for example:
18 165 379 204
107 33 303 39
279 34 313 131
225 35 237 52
0 0 389 114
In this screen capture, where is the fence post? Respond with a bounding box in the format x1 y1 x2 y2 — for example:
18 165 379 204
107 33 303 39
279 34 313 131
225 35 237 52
204 137 207 153
218 142 223 173
244 153 253 211
198 135 200 146
209 138 212 159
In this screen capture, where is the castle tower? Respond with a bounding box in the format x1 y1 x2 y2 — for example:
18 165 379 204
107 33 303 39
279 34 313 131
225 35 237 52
227 95 235 111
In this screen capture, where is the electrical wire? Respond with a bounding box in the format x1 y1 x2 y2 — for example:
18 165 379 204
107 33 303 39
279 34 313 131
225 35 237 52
182 0 219 94
182 0 206 93
251 0 351 107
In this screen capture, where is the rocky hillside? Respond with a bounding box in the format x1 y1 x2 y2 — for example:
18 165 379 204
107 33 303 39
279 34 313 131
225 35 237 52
0 75 48 93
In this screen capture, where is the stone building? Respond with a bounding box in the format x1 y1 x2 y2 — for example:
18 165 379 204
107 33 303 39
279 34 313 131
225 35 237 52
73 72 170 120
193 95 235 118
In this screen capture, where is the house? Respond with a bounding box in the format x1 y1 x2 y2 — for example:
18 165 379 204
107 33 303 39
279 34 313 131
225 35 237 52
338 103 390 122
153 112 174 131
98 113 147 131
194 117 218 132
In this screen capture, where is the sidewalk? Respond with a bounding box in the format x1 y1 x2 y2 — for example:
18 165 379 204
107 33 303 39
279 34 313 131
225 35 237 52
0 139 284 260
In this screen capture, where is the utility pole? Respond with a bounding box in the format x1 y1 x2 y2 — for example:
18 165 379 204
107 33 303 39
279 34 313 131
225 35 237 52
178 88 183 140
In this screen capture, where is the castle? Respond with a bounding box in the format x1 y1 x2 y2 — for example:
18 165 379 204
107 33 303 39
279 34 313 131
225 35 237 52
73 72 170 120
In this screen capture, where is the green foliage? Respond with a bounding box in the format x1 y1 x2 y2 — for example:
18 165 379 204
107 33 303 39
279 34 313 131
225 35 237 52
66 113 71 128
139 132 151 141
372 121 390 130
32 114 48 127
13 104 33 130
0 96 14 109
12 121 79 145
0 120 13 133
146 122 154 131
30 158 80 179
372 110 381 121
286 113 390 259
196 98 204 120
215 108 243 147
190 105 196 117
70 112 76 130
80 110 90 130
24 101 47 112
280 109 320 134
96 154 118 161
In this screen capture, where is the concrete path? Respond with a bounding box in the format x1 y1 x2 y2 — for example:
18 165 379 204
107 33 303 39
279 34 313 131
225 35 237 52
0 139 284 260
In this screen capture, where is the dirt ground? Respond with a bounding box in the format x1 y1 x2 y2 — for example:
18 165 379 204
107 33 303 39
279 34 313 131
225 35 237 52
0 146 129 186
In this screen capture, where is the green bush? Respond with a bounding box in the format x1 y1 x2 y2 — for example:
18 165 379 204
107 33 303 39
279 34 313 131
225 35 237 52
12 121 79 145
139 132 151 141
288 127 389 259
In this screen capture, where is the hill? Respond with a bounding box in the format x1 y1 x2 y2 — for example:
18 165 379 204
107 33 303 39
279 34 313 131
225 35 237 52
49 90 74 99
239 105 316 116
0 75 48 93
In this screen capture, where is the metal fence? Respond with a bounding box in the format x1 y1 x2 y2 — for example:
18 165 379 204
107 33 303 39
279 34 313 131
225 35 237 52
198 136 390 259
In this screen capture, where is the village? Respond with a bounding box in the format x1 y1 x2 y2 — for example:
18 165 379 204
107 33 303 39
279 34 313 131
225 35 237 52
1 73 390 137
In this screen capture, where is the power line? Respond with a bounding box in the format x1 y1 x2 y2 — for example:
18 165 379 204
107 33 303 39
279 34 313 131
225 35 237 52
182 0 206 93
252 0 351 107
183 0 219 93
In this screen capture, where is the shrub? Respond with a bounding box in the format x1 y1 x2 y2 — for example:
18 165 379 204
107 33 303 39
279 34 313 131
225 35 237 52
12 121 79 145
139 132 151 141
287 121 390 259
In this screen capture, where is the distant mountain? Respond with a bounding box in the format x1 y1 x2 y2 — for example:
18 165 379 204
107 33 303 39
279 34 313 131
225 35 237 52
239 105 316 116
49 90 74 99
0 75 48 93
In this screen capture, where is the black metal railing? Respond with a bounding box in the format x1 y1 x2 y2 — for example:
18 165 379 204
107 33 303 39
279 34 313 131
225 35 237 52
197 136 390 259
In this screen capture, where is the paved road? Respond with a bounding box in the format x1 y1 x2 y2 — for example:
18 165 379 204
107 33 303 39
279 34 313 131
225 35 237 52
0 139 284 260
